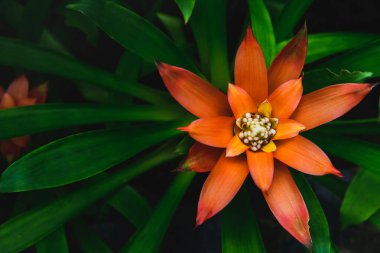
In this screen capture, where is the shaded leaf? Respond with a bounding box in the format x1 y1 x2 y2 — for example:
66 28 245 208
68 0 197 72
0 121 186 192
190 0 230 89
370 211 380 230
175 0 196 23
248 0 276 65
277 33 380 63
314 118 380 135
0 36 169 104
157 13 186 44
221 187 266 253
107 185 152 229
318 39 380 77
35 227 69 253
122 172 195 253
292 172 331 253
303 69 373 93
71 220 113 253
0 103 184 140
340 170 380 226
274 0 313 41
0 139 188 253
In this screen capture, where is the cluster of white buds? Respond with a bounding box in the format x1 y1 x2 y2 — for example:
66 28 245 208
236 112 278 151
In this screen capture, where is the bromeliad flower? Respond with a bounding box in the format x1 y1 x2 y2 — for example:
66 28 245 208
0 75 48 163
157 25 372 247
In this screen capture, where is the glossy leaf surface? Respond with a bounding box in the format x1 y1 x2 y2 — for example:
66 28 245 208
0 122 184 191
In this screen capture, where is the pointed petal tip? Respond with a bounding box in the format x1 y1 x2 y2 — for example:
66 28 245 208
195 208 213 227
331 168 343 178
177 126 189 132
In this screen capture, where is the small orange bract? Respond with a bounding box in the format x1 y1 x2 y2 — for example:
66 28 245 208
0 75 48 163
157 25 371 247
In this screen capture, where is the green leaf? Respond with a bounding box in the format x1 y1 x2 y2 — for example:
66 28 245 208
292 172 331 253
0 121 186 192
221 187 266 253
305 134 380 175
71 220 114 253
274 0 313 41
314 118 380 135
277 33 380 64
0 36 169 104
318 39 380 77
68 0 197 72
175 0 196 23
0 0 23 28
122 172 195 253
35 227 69 253
63 9 99 46
0 140 187 253
190 0 230 89
369 210 380 229
303 68 373 93
107 185 152 229
0 103 184 140
157 13 186 44
248 0 276 65
17 0 53 42
340 170 380 226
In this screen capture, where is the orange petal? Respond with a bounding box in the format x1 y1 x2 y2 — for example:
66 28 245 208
179 117 234 148
291 83 372 130
227 84 257 118
247 151 274 191
17 98 37 107
273 119 305 140
11 136 30 148
157 62 231 118
234 26 268 103
0 93 15 109
1 140 22 164
183 142 223 173
268 24 307 93
196 153 248 225
263 162 311 247
269 78 303 118
274 136 342 176
29 82 48 104
7 75 29 102
226 134 249 157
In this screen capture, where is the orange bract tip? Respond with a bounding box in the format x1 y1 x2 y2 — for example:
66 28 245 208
157 62 231 118
227 83 257 118
177 126 189 131
225 135 248 157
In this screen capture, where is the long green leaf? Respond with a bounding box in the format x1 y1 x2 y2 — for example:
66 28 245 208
292 172 331 253
318 39 380 77
190 0 230 89
277 33 380 64
305 134 380 175
303 68 373 93
0 139 188 253
221 187 266 253
314 118 380 135
274 0 313 41
122 172 195 253
72 220 114 253
340 170 380 226
68 0 197 72
248 0 276 65
0 103 184 140
35 227 69 253
0 36 169 104
107 185 152 229
175 0 196 23
0 121 186 192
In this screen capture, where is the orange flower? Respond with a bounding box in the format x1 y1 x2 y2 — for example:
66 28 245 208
0 75 48 163
157 25 372 247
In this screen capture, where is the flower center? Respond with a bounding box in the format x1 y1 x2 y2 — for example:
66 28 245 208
235 112 278 151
